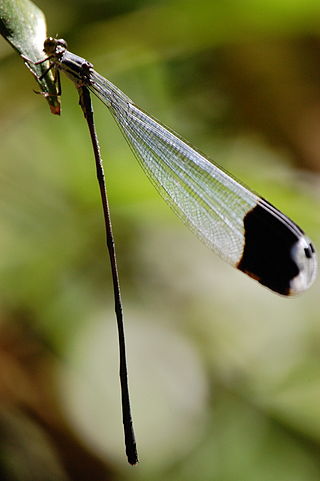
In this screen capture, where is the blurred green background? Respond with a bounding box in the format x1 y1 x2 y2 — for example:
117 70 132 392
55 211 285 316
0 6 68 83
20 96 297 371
1 0 320 480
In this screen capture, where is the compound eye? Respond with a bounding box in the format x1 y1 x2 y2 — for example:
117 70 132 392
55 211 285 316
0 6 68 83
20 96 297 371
43 37 57 54
57 38 68 49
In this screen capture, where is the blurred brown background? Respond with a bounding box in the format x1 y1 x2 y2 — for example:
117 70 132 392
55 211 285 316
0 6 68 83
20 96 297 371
1 0 320 480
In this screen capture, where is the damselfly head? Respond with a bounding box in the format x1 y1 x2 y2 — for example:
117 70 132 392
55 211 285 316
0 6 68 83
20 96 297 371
43 37 68 56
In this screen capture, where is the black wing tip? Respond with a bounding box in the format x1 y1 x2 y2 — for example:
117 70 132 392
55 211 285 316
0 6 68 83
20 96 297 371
237 202 317 296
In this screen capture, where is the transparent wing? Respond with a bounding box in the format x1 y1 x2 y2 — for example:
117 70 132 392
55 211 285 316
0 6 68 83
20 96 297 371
89 71 261 267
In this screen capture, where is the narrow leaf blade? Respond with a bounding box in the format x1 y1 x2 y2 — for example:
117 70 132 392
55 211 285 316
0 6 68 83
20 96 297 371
0 0 60 114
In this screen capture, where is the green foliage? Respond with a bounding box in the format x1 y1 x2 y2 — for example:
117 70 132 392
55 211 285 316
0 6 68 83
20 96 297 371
0 0 60 113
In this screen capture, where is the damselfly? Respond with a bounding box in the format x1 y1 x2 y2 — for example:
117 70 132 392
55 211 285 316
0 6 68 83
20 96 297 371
27 37 317 464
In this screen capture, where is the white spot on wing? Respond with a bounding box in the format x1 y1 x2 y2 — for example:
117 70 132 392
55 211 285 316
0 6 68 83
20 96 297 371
289 237 317 294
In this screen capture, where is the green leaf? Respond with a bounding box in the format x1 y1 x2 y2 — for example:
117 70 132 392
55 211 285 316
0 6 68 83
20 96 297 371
0 0 60 114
